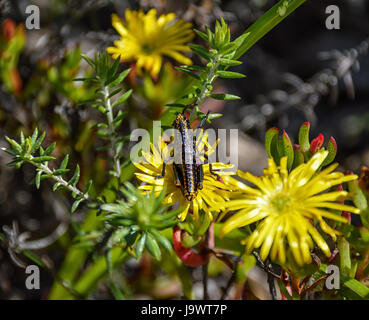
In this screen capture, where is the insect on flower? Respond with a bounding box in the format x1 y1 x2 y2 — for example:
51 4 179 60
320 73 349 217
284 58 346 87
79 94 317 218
133 109 237 221
158 109 221 202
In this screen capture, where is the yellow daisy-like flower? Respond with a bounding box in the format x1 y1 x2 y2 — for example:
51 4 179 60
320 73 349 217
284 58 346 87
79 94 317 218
220 151 360 266
107 9 194 77
133 134 238 221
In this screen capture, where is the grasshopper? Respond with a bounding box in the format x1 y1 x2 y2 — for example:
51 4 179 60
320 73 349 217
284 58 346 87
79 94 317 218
159 109 219 201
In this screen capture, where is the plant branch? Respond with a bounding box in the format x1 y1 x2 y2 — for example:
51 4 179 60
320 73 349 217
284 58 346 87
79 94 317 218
104 86 121 180
189 54 220 122
28 156 89 201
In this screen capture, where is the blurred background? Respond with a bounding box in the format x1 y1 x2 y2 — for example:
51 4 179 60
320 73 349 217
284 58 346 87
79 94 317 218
0 0 368 299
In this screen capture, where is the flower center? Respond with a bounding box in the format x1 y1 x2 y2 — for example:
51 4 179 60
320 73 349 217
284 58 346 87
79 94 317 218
141 43 155 54
271 194 291 213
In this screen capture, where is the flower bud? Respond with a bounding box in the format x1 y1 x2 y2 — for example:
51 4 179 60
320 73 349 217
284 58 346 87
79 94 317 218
310 134 324 154
172 226 209 267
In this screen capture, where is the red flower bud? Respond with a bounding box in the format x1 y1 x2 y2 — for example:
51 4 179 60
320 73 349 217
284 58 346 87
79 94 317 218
345 170 354 176
172 226 209 267
341 212 351 224
336 184 344 205
2 19 16 41
310 134 324 154
293 144 300 151
328 137 337 152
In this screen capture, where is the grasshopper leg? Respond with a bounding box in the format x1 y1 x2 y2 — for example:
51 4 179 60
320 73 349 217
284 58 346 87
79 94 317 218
196 164 204 190
155 162 166 179
173 164 182 187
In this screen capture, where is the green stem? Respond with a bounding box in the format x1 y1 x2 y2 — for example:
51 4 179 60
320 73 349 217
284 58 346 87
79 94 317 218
28 157 88 200
233 0 307 59
104 86 121 180
48 210 102 299
189 54 220 122
73 247 128 298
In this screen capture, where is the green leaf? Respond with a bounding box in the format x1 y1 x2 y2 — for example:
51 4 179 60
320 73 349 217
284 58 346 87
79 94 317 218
236 254 257 284
73 77 99 83
53 182 61 191
35 171 41 189
281 130 294 170
150 229 172 252
68 165 80 186
218 42 238 55
112 89 133 108
338 237 351 275
265 127 279 158
219 58 242 66
84 180 93 194
179 65 205 72
32 156 55 163
109 56 121 79
109 69 130 87
43 142 56 156
23 250 46 268
321 137 337 167
125 230 138 247
176 67 201 80
189 44 211 61
1 147 17 156
348 180 369 229
71 198 84 213
145 232 161 260
31 132 46 153
5 136 22 153
277 280 294 300
6 158 23 167
60 154 69 170
348 180 368 212
298 122 310 154
109 281 125 300
207 113 223 121
209 93 240 100
216 70 246 79
108 88 123 99
100 203 127 215
30 128 39 152
292 147 304 169
135 233 146 260
343 276 369 299
232 0 307 60
20 131 25 146
53 168 70 176
193 29 208 41
81 54 96 69
105 248 114 277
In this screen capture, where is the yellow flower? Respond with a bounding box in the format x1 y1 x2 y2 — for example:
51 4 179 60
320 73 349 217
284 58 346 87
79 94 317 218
133 134 238 221
107 9 194 77
220 151 360 266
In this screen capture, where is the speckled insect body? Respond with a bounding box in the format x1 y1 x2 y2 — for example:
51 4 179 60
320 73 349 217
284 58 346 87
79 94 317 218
172 113 204 201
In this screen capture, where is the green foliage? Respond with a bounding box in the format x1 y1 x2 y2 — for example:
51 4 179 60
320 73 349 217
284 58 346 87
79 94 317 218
76 53 132 179
174 17 246 123
232 0 307 60
100 183 180 260
266 122 338 171
2 129 90 212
